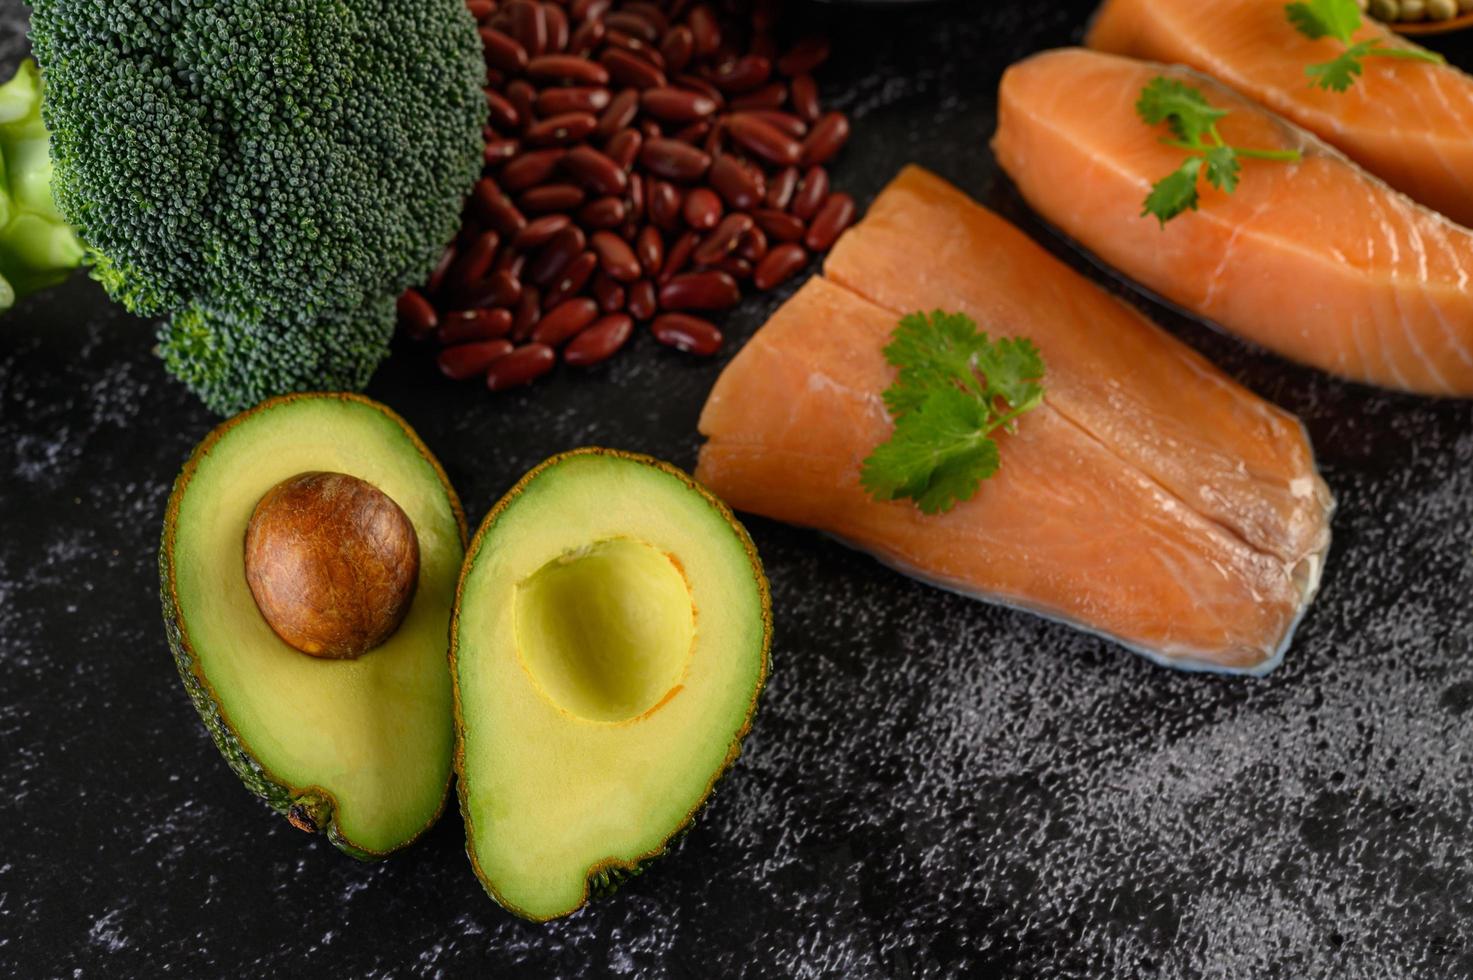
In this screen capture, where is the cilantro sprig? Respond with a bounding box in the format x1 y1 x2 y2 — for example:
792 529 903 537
1137 78 1302 226
1287 0 1444 93
860 311 1044 516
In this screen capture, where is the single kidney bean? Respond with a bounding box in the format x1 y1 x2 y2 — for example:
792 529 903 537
791 165 829 221
448 230 500 290
627 278 658 320
804 192 856 252
597 89 641 139
648 179 685 231
590 230 642 282
571 0 611 24
708 154 765 210
569 16 606 56
542 250 599 309
481 28 529 74
397 288 437 336
505 79 538 126
674 119 714 145
526 112 600 146
544 2 569 52
528 225 586 285
512 286 542 340
628 173 649 224
426 244 457 295
601 48 667 89
661 230 699 282
661 25 695 74
640 139 710 182
520 183 587 213
474 179 525 237
493 248 527 279
463 269 523 309
747 110 807 139
525 55 609 86
754 242 808 290
790 74 820 123
651 313 722 355
726 113 802 166
561 146 628 196
564 314 634 366
485 89 520 132
760 166 797 211
688 4 721 57
532 297 599 346
438 339 514 381
659 270 741 311
506 1 547 57
604 129 642 172
501 148 566 193
513 215 571 250
591 271 626 313
635 225 664 276
777 37 830 77
486 343 556 390
536 86 611 117
692 212 754 266
801 112 850 167
737 224 768 264
605 30 666 70
467 0 494 20
708 55 772 94
439 308 513 344
642 87 719 123
578 196 627 229
484 138 520 165
729 82 787 112
674 73 725 107
605 10 659 43
683 187 724 230
753 208 805 242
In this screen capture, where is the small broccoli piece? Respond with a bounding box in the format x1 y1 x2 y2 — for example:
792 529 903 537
0 58 83 312
30 0 487 414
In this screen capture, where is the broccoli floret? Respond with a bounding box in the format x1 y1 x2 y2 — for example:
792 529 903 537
30 0 487 414
0 58 83 311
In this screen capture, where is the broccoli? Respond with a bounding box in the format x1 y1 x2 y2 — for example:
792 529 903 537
0 58 82 312
29 0 488 414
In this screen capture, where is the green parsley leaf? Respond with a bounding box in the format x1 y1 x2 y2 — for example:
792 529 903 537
1135 77 1226 145
1143 157 1203 226
1288 0 1446 91
1285 0 1360 44
1202 144 1241 193
1306 45 1366 92
860 311 1045 516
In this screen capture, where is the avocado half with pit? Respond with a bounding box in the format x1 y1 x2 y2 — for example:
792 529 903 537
452 449 772 920
160 393 466 858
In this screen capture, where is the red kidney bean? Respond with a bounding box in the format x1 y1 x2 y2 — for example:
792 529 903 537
494 248 527 279
628 173 649 224
544 2 569 52
448 230 501 291
791 165 829 221
541 250 598 309
674 119 714 145
606 30 666 70
708 55 771 94
561 145 628 196
486 343 556 390
651 313 722 355
804 192 855 252
597 89 641 139
624 2 669 33
777 37 830 77
524 54 609 87
661 26 695 74
648 180 684 231
569 16 606 55
506 79 538 126
601 48 667 89
763 167 799 210
683 187 723 230
532 297 599 346
605 130 643 173
513 214 571 250
715 254 753 280
591 270 626 312
642 87 718 123
512 286 541 340
687 5 721 58
526 112 599 146
747 110 807 139
590 230 642 282
485 138 520 165
481 28 529 74
571 0 610 22
463 269 523 309
702 119 724 156
674 73 725 107
501 149 565 193
520 183 586 213
659 270 740 311
692 213 753 266
638 118 664 142
660 230 698 282
729 82 787 111
426 244 457 295
640 139 710 182
790 73 820 123
708 154 765 210
578 195 627 229
752 208 805 242
753 242 808 290
737 224 768 264
397 289 437 335
536 87 611 117
564 313 634 366
635 225 664 276
506 1 547 57
485 89 520 131
726 113 802 166
605 10 659 43
627 278 658 320
467 0 494 20
438 339 514 380
528 225 586 285
801 112 850 167
439 308 514 344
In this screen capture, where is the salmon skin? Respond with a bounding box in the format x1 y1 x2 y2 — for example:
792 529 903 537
992 48 1473 397
696 166 1333 676
1088 0 1473 229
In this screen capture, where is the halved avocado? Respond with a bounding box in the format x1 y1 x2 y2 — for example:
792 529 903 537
452 449 771 920
160 393 466 859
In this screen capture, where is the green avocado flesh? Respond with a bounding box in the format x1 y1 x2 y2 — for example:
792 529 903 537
161 394 465 858
453 449 771 920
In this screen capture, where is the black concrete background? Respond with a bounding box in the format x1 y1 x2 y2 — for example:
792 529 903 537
2 2 1471 977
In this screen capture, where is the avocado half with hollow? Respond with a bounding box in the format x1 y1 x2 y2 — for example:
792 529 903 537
160 393 466 858
452 448 772 920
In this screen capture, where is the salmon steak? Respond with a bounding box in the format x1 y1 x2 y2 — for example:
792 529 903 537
1087 0 1473 228
696 166 1333 675
992 48 1473 397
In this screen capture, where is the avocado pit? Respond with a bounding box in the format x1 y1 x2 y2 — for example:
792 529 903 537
244 471 420 659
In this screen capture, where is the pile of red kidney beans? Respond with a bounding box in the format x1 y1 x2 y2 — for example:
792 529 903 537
396 0 854 391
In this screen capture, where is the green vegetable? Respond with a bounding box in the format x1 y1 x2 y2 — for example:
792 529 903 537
0 59 82 313
1136 78 1303 226
1286 0 1445 92
860 311 1045 516
29 0 488 415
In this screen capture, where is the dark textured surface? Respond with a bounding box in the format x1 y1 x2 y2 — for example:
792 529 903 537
2 3 1472 977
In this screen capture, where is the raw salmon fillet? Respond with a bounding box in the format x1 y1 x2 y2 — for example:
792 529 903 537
992 48 1473 396
1088 0 1473 228
696 166 1333 675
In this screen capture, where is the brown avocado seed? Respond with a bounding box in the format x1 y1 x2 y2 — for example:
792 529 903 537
244 471 420 659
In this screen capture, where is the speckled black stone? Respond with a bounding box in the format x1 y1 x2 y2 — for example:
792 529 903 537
2 2 1472 976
